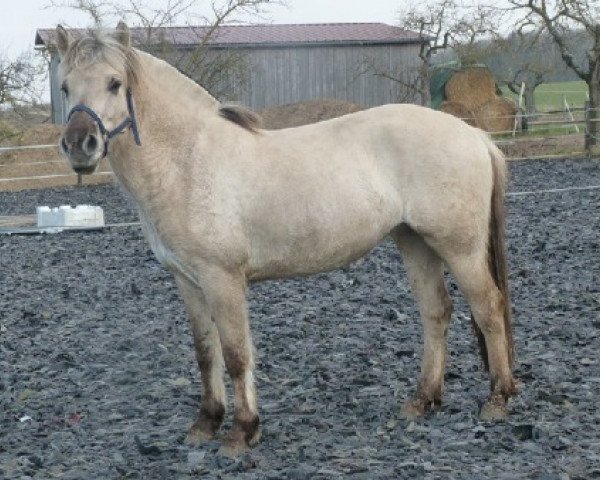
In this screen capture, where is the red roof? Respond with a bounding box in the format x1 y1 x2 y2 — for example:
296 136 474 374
35 23 424 49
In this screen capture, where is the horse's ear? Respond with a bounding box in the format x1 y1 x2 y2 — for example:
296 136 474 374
116 21 131 47
56 25 70 58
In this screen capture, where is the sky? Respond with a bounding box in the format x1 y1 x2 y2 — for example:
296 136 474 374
0 0 407 58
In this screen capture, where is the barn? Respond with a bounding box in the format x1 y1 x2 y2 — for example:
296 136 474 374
35 23 427 124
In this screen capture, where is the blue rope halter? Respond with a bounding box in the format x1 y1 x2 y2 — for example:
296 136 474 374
67 89 142 158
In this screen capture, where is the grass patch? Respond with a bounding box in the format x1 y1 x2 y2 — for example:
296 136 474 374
502 80 588 111
0 119 21 144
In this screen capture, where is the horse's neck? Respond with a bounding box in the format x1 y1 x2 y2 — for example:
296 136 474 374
109 50 218 205
136 50 219 111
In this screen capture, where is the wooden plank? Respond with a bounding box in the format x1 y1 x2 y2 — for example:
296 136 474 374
0 215 36 228
0 172 113 192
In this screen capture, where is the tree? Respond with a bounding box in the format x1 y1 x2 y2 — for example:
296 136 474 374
0 52 45 107
506 0 600 145
47 0 283 99
359 0 496 106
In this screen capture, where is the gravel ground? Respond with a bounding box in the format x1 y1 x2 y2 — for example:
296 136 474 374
1 158 599 479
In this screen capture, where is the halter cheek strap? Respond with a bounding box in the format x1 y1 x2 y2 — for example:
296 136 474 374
67 89 142 158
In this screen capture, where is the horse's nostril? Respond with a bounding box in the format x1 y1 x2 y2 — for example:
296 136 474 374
61 136 69 152
84 134 98 154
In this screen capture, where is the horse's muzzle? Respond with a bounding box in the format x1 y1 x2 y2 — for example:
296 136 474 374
60 111 103 174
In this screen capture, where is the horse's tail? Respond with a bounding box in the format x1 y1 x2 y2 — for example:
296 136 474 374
472 136 514 371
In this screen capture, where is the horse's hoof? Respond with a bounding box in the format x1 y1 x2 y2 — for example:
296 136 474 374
401 398 427 419
184 426 215 446
480 396 508 421
218 439 251 457
218 423 261 456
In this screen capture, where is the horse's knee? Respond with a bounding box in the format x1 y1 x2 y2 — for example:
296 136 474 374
221 343 252 379
422 293 453 336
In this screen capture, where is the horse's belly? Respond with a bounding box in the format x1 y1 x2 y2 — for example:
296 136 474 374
246 209 398 281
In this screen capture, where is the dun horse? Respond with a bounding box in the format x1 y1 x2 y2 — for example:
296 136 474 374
56 23 517 455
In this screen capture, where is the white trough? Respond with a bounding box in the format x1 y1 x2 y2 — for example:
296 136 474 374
36 205 105 229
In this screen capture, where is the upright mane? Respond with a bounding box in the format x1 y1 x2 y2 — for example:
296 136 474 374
219 105 263 133
60 29 141 90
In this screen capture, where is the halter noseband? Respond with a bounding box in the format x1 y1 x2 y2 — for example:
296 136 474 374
67 88 142 158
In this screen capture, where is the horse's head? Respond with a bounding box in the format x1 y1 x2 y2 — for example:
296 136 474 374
56 22 140 174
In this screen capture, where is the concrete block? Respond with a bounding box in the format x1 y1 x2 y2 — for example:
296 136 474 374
36 205 105 228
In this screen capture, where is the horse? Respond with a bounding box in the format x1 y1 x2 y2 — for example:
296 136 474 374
55 23 517 455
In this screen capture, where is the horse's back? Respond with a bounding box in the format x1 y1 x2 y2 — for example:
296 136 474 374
261 102 494 196
240 103 496 279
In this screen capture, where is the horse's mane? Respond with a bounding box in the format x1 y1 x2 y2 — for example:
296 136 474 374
60 29 141 91
219 105 263 133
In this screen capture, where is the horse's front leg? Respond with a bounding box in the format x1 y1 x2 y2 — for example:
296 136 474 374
205 271 260 456
175 276 227 444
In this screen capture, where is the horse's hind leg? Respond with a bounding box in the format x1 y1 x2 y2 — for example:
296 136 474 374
442 247 517 419
392 227 453 418
176 276 227 444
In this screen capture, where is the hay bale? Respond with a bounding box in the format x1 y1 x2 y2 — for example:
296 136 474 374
440 101 480 127
475 97 518 133
445 67 496 111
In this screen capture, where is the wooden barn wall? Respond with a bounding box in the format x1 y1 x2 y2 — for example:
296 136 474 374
201 43 424 110
49 43 423 123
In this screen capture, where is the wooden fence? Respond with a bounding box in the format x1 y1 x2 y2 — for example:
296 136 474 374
474 104 600 161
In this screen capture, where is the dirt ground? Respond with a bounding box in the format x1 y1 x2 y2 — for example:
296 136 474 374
1 158 599 479
497 133 588 159
259 99 365 129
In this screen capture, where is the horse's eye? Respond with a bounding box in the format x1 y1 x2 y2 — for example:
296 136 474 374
108 78 122 94
61 82 69 96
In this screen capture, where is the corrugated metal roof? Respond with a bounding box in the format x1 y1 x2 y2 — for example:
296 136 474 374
35 23 425 49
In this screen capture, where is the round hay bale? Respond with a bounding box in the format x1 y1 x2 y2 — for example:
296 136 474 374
260 99 364 130
445 67 497 111
475 97 518 133
440 101 480 127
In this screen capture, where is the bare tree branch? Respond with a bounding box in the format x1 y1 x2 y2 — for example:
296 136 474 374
507 0 597 81
505 0 600 143
359 0 500 105
0 51 46 106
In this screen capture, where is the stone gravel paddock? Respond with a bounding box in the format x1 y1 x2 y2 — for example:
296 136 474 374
1 158 599 479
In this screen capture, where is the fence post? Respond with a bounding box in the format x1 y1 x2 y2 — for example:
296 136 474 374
563 95 579 133
77 173 82 187
585 101 592 158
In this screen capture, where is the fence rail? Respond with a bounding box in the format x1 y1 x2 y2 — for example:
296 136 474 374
0 144 58 152
0 143 101 189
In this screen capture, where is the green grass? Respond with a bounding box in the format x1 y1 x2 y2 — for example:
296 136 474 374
502 80 588 111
